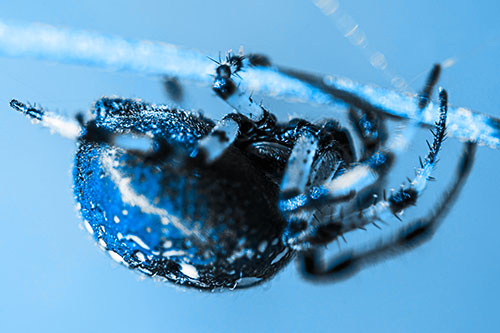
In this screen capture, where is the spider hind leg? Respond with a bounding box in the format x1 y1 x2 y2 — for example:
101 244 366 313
321 64 442 201
299 141 476 282
284 87 448 252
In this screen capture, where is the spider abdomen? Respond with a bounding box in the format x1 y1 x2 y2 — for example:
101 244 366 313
74 113 292 289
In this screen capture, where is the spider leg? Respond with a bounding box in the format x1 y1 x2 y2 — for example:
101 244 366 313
287 88 449 249
279 71 443 249
11 98 161 154
336 88 448 232
280 132 319 199
281 65 441 213
298 141 476 281
345 73 395 212
10 99 81 139
214 83 265 122
345 105 390 212
348 107 388 158
198 54 267 163
197 116 240 162
327 65 443 226
279 130 350 249
212 54 265 121
321 64 442 200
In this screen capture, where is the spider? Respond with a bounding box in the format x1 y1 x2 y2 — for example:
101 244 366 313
10 52 477 290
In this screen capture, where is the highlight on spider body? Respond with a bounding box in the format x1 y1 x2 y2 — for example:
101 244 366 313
11 51 478 290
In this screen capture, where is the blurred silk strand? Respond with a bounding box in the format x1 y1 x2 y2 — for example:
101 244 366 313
0 19 499 149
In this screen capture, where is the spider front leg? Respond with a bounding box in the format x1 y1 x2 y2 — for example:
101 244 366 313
10 98 156 153
197 53 267 162
10 99 82 139
299 141 477 281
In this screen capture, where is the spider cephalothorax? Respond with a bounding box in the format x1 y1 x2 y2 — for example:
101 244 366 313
11 53 476 290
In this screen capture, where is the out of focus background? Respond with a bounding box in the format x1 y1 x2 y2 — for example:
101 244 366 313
1 1 499 332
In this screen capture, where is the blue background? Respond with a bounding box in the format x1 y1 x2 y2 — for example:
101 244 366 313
1 1 500 332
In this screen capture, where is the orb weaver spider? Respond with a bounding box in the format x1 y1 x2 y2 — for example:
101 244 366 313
10 42 478 289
